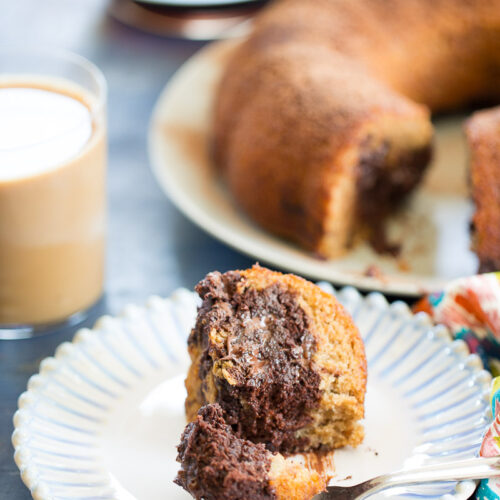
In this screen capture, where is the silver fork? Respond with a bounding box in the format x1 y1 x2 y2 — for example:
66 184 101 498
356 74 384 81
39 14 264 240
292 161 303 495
315 456 500 499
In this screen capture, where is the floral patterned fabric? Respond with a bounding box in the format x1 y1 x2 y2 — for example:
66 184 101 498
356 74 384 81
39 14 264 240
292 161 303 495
414 273 500 374
476 378 500 499
415 273 500 499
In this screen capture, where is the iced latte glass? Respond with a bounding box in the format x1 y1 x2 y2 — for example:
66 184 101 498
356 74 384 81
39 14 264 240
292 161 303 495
0 48 107 338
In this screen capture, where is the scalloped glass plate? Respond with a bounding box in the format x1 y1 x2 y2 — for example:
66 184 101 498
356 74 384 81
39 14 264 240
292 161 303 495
13 286 492 500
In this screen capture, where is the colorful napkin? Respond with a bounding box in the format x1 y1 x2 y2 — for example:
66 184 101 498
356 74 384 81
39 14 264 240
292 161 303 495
414 273 500 499
476 377 500 499
414 273 500 374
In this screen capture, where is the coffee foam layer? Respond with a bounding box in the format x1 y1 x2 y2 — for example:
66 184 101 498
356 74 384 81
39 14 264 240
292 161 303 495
0 87 92 181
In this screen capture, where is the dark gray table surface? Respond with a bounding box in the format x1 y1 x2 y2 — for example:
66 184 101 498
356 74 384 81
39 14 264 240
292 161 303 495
0 1 255 497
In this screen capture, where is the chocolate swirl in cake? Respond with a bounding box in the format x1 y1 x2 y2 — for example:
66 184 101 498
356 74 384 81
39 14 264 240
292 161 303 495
189 270 321 452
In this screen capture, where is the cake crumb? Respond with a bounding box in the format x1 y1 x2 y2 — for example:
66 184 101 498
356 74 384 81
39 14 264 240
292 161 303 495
397 258 410 272
364 265 383 279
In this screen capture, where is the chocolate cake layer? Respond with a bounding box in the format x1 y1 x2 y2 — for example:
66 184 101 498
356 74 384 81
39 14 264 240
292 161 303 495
190 271 321 452
175 404 275 500
356 140 432 254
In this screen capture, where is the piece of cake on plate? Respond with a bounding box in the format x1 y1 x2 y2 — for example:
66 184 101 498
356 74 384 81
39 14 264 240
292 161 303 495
175 404 326 500
465 107 500 273
184 265 366 453
174 265 367 499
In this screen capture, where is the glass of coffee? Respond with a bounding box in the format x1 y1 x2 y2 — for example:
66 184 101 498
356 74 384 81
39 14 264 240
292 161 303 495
0 48 107 339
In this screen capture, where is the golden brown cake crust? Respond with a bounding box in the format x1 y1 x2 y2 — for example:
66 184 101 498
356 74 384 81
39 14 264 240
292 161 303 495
465 107 500 273
269 453 326 500
185 265 366 454
213 0 500 257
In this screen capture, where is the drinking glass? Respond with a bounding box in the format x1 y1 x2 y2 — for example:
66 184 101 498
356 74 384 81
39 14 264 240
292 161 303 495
0 47 107 339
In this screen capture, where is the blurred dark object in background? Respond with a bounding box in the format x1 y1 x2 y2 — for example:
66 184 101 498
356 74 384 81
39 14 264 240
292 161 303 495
109 0 269 39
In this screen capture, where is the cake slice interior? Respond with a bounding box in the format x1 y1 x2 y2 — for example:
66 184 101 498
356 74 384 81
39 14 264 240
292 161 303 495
175 404 326 500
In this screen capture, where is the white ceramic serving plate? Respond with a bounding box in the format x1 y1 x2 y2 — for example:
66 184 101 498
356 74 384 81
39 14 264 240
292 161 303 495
13 285 492 499
148 40 479 296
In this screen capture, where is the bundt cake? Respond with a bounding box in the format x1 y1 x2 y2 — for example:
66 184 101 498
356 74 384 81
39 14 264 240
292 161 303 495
465 107 500 273
175 404 326 500
213 0 500 259
184 265 366 454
